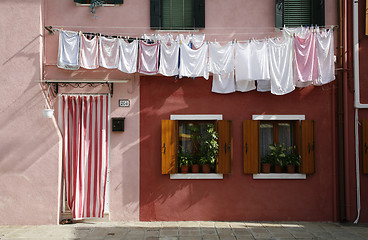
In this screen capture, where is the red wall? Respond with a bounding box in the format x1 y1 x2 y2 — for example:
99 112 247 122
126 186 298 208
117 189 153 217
140 75 338 221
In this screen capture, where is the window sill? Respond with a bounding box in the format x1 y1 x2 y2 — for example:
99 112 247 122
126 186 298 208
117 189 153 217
76 3 120 7
155 29 200 33
253 173 306 180
170 173 223 180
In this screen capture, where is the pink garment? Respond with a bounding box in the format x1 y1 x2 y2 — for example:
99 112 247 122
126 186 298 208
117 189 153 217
138 41 159 75
294 32 318 87
80 34 99 69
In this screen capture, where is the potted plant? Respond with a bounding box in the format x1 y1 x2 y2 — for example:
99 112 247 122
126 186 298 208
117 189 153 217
191 155 200 173
197 124 219 173
285 146 301 173
178 151 191 173
267 143 286 173
261 154 273 173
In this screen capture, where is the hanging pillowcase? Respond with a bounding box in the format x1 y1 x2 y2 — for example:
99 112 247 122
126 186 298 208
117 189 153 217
57 30 81 70
268 37 295 95
138 41 160 75
99 36 119 69
118 39 138 74
80 34 99 69
158 41 179 77
294 32 318 87
315 28 335 86
179 42 209 80
234 42 256 92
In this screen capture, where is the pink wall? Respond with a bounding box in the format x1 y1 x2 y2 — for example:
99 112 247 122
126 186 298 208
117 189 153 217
140 76 337 221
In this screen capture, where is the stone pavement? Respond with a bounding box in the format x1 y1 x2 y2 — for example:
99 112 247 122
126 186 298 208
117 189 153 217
0 221 368 240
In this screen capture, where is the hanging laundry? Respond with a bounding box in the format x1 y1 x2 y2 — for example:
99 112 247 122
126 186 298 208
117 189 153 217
57 30 81 70
208 42 234 75
250 39 271 92
179 42 209 80
177 34 192 46
212 72 236 94
315 28 335 85
192 34 206 49
234 42 255 92
283 26 310 39
268 37 295 95
138 41 159 75
294 32 318 87
159 42 179 76
118 39 138 74
99 36 119 69
80 34 99 69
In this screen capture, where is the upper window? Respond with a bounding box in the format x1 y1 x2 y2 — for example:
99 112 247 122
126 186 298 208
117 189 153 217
275 0 325 28
150 0 205 30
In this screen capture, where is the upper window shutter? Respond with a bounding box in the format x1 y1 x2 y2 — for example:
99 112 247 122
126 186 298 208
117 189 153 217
362 119 368 174
300 120 315 174
284 0 311 27
217 120 232 174
150 0 161 30
311 0 325 26
161 120 178 174
74 0 85 3
193 0 205 29
243 120 260 174
275 0 284 28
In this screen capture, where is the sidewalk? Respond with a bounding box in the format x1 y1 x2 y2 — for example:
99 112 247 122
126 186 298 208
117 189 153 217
0 221 368 240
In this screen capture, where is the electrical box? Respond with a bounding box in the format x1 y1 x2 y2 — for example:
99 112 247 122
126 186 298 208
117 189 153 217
112 117 125 132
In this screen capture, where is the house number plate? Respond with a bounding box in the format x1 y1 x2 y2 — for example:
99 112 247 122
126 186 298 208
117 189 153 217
119 99 130 107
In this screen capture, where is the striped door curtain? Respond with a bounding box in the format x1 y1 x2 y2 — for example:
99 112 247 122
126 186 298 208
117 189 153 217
61 95 109 220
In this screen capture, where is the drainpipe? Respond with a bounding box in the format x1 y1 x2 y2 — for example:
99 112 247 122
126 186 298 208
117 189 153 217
352 0 365 224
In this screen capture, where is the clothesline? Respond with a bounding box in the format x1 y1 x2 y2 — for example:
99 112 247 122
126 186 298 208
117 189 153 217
56 26 336 96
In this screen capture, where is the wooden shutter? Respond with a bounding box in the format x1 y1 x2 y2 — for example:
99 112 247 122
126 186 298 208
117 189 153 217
362 119 368 174
74 0 86 3
311 0 325 26
150 0 161 30
299 120 315 174
243 120 260 174
161 120 177 174
275 0 284 28
366 0 368 36
217 120 232 174
284 0 311 27
193 0 205 29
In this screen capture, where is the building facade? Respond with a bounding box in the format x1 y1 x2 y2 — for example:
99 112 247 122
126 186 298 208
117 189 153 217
0 0 367 225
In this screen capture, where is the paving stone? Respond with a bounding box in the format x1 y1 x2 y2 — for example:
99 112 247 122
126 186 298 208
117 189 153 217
179 229 201 236
160 229 179 237
202 235 220 240
179 236 202 240
201 228 217 235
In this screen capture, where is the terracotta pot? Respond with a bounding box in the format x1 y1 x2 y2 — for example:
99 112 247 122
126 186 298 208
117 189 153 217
287 164 295 173
262 163 271 173
181 165 189 173
275 165 282 173
202 164 211 173
191 164 200 173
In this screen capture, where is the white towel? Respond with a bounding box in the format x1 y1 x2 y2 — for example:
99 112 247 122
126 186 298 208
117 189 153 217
179 42 209 80
208 42 234 75
234 42 256 92
138 41 159 75
80 34 99 69
118 39 138 74
57 30 80 70
192 34 206 49
268 38 295 95
99 36 119 69
315 28 335 85
212 73 236 94
159 42 179 76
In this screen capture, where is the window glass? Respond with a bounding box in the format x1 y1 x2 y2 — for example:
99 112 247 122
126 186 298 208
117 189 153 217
260 123 273 158
278 123 293 150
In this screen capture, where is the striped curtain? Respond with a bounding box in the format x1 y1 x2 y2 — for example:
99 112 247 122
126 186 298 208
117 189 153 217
62 95 109 220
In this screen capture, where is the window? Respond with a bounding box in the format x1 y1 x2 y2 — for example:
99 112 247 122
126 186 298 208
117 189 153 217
150 0 205 30
74 0 123 4
243 116 315 174
275 0 325 28
161 119 232 174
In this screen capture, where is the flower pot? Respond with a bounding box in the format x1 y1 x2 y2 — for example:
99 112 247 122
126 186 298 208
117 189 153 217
191 164 200 173
262 163 271 173
287 164 295 173
202 164 211 173
274 165 282 173
181 165 189 173
43 109 54 118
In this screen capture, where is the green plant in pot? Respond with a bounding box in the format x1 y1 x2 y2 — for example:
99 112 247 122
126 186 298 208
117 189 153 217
178 151 192 173
267 143 286 173
261 154 273 173
285 146 301 173
197 124 219 173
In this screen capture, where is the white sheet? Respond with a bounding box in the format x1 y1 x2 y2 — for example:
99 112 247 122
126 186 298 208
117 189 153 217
159 42 179 76
179 42 209 79
208 42 234 74
138 41 159 75
57 30 81 70
80 34 99 69
118 39 138 74
99 36 119 69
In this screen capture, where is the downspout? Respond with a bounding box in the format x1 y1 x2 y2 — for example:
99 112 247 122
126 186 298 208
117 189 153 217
353 0 366 224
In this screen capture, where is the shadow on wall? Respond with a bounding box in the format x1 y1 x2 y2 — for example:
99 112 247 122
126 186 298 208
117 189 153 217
0 34 60 174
